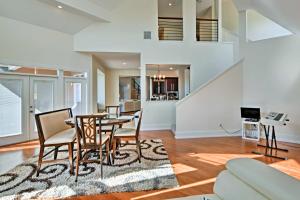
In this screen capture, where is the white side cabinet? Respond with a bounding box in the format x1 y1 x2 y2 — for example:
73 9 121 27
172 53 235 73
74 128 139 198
242 119 261 141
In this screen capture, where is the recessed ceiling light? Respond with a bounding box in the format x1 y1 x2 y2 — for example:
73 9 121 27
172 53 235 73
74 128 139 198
168 3 172 6
169 67 173 70
57 5 63 9
122 62 127 65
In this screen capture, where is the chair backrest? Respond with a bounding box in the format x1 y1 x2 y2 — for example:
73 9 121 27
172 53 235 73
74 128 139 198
35 108 73 144
75 114 105 148
106 105 120 118
135 110 143 138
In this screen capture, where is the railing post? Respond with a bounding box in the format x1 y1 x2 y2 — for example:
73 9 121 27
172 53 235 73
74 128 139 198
217 0 222 42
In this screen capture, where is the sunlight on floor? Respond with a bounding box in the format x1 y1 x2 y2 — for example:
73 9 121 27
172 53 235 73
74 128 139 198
132 178 216 200
188 153 263 166
172 163 198 175
269 159 300 179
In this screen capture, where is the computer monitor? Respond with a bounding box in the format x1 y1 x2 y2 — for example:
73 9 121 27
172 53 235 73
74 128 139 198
240 107 260 120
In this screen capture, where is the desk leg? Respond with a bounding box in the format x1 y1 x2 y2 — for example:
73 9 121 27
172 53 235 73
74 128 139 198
252 125 288 160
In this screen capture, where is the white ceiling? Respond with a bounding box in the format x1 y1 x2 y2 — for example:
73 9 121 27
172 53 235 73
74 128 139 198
158 0 183 18
146 64 190 71
158 0 213 18
89 0 122 11
0 0 107 34
233 0 300 34
196 0 214 17
92 52 141 69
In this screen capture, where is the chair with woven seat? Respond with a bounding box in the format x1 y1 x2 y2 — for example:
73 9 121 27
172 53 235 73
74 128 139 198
112 110 143 164
74 114 110 182
35 108 75 177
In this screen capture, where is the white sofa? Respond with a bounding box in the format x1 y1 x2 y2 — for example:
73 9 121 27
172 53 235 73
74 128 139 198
171 158 300 200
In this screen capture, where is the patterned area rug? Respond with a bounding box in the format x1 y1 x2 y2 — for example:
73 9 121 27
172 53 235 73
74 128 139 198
0 139 178 199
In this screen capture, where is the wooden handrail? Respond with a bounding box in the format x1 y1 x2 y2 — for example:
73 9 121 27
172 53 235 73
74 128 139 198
196 18 218 21
158 17 183 20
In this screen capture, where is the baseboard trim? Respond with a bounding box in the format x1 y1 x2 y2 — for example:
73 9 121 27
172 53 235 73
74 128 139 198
175 130 242 139
141 123 173 131
261 134 300 145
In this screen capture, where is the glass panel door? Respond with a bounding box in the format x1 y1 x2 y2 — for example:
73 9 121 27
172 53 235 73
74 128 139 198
65 79 87 116
0 75 29 146
29 77 57 140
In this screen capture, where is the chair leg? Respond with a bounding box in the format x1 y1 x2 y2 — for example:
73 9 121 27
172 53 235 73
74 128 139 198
112 139 117 164
100 145 103 179
106 140 110 164
36 146 44 177
54 146 59 160
68 143 74 175
139 140 142 157
75 145 80 182
136 139 141 163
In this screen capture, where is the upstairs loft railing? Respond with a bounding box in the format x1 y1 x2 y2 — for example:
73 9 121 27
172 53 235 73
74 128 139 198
158 17 183 41
196 18 219 42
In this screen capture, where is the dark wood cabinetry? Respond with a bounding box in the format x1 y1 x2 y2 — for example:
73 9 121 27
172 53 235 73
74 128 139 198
152 77 178 94
166 78 178 91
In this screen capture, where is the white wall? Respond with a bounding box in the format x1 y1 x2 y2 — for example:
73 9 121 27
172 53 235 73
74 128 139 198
243 35 300 143
176 60 243 138
74 0 235 130
0 16 92 110
222 0 239 34
246 10 292 42
142 101 176 131
0 16 90 71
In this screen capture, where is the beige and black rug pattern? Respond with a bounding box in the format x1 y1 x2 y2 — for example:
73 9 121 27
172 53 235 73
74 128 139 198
0 139 178 199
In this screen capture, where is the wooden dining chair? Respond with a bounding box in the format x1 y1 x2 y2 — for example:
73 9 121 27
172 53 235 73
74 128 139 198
74 114 110 182
106 105 120 119
102 105 120 134
35 108 76 176
112 110 143 164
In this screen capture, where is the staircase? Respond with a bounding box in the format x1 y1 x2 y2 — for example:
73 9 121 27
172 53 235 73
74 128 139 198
174 60 244 138
131 79 141 100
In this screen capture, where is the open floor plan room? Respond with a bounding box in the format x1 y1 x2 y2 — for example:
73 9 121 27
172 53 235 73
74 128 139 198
1 0 300 199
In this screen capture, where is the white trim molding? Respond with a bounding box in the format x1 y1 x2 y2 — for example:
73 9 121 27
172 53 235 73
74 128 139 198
141 123 173 131
175 130 242 139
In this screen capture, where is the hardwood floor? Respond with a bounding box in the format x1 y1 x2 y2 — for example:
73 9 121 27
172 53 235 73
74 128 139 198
1 130 300 199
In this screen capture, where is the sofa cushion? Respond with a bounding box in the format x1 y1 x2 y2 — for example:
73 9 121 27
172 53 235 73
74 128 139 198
226 158 300 200
44 128 76 145
214 170 268 200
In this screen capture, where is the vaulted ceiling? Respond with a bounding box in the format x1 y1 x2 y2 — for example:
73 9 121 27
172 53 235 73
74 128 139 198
233 0 300 34
0 0 112 34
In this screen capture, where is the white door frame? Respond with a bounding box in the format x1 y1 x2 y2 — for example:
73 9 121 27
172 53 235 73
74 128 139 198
29 76 58 140
0 74 30 146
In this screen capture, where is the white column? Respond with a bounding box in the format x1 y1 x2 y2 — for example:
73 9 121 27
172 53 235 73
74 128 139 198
57 69 64 109
183 0 196 42
239 10 247 59
140 60 146 108
217 0 222 42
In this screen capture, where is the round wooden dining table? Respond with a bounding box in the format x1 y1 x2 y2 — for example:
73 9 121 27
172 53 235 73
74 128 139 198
64 115 133 127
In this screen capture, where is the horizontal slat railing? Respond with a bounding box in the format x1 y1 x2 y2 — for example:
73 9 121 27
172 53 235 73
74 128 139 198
196 18 218 42
158 17 183 41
